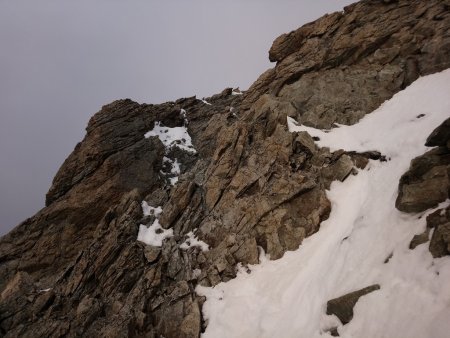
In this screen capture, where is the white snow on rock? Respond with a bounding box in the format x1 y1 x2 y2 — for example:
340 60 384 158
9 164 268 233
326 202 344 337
162 156 181 185
180 231 209 251
145 109 196 186
197 69 450 338
141 201 163 217
200 98 212 105
137 221 173 247
38 288 52 293
145 121 196 153
138 202 173 247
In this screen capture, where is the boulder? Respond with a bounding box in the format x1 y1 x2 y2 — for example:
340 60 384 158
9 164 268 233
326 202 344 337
409 229 430 250
326 284 381 325
396 148 450 213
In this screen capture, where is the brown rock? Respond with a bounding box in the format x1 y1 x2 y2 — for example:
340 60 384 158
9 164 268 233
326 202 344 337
321 154 355 186
396 148 450 213
1 271 35 301
233 237 259 265
427 206 450 258
144 246 161 263
268 12 342 63
293 131 317 156
397 173 449 212
76 296 103 329
247 0 450 129
430 222 450 258
2 0 450 336
0 272 36 333
426 206 450 229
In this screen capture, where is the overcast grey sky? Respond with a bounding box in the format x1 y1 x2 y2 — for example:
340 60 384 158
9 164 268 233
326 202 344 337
0 0 354 235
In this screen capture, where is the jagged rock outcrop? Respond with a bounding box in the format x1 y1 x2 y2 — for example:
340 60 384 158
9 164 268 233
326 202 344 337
0 91 243 337
246 0 450 128
396 147 450 213
397 117 450 213
400 118 450 257
1 0 450 337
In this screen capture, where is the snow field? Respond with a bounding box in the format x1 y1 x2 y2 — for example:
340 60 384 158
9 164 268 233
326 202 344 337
197 69 450 338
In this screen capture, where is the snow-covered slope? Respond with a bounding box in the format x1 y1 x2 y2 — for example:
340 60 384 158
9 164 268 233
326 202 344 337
197 70 450 338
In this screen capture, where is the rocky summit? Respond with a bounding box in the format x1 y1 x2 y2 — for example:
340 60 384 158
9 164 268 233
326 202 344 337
1 0 450 337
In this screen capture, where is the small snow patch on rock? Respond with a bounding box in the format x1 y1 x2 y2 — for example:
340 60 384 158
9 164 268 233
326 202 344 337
180 231 209 251
138 202 172 247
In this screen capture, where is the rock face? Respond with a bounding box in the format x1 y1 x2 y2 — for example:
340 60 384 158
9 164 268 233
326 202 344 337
1 1 450 337
426 117 450 148
396 147 450 213
397 118 450 213
257 0 450 129
399 118 450 257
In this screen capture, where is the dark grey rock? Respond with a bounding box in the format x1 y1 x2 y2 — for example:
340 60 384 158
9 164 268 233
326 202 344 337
329 327 340 337
409 229 430 250
427 206 450 258
326 284 381 325
426 117 450 148
430 222 450 257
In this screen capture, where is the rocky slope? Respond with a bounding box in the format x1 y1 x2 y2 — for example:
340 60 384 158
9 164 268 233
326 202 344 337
1 0 450 337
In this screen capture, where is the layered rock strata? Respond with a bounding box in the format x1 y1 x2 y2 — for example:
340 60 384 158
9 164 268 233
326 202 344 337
1 0 450 337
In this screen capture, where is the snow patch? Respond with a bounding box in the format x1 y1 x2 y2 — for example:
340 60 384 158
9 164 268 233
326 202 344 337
180 231 209 251
145 121 195 153
137 221 173 247
38 288 52 293
162 156 181 185
145 109 196 186
138 202 173 247
200 98 212 105
142 201 162 218
197 69 450 338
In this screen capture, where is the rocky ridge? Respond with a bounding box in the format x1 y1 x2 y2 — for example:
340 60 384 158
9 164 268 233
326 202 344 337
1 0 450 337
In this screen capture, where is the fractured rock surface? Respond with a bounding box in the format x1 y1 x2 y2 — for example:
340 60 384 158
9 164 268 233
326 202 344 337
396 117 450 213
1 0 450 337
399 117 450 258
428 206 450 258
